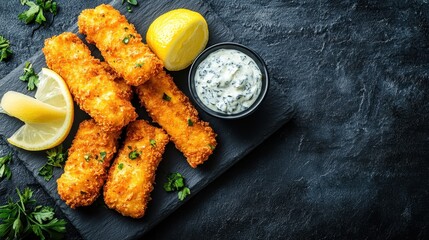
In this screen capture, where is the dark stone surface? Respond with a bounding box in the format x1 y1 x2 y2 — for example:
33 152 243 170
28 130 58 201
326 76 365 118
1 0 429 239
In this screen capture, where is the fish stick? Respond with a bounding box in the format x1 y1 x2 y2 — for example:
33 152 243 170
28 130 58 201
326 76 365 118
103 120 169 218
78 4 163 86
43 32 138 132
101 61 133 101
57 119 121 208
135 70 217 168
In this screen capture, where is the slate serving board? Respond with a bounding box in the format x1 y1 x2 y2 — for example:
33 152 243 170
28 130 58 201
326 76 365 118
0 0 294 239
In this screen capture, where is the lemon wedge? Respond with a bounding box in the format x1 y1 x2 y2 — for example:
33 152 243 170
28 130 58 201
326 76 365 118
0 68 74 151
146 8 209 71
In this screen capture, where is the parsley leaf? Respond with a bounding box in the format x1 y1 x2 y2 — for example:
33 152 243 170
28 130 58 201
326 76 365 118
128 149 141 160
162 93 171 101
150 139 156 147
0 35 12 62
178 187 191 201
100 151 107 162
163 173 191 201
0 188 66 239
118 163 124 170
187 118 194 126
18 0 58 25
19 61 39 91
38 145 67 181
121 0 139 13
0 153 12 180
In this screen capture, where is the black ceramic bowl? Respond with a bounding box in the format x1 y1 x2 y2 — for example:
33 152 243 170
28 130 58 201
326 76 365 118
188 42 269 119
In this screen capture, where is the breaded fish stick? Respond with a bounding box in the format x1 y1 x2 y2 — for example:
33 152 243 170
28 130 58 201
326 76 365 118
136 70 217 168
103 120 169 218
43 32 137 132
78 4 163 86
57 119 121 208
100 62 133 101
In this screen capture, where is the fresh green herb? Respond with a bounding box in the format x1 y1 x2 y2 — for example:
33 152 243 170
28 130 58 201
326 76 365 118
187 118 194 126
121 0 138 12
128 149 141 160
149 139 156 147
0 153 12 180
208 144 215 150
163 173 191 201
0 35 12 62
0 187 67 239
118 163 124 170
178 187 191 201
135 62 144 68
19 61 39 91
84 154 91 162
162 93 171 101
38 145 67 181
99 151 107 162
122 34 135 44
18 0 58 25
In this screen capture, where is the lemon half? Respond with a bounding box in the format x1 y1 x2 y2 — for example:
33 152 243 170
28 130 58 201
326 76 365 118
0 68 74 151
146 8 209 71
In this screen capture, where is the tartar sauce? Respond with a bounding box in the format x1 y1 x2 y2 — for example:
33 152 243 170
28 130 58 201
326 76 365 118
194 49 262 115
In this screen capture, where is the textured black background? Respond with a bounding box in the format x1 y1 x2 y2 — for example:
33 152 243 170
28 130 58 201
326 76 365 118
1 0 428 239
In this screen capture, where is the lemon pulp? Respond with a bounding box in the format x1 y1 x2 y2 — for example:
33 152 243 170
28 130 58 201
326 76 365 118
0 68 74 151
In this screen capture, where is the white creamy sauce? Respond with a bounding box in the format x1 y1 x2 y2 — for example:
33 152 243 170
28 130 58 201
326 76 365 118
194 49 262 115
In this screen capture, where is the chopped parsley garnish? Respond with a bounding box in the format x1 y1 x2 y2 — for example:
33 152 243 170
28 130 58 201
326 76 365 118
118 163 124 170
150 139 156 147
19 61 39 91
121 0 138 13
38 145 67 181
100 151 107 162
163 172 191 201
18 0 58 25
162 93 171 101
0 188 66 239
84 154 91 162
0 35 12 62
122 34 135 44
187 118 194 126
135 62 144 68
128 149 141 160
0 153 13 180
208 144 216 150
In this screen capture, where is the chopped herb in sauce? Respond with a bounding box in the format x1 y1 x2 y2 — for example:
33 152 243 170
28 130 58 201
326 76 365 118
208 144 215 150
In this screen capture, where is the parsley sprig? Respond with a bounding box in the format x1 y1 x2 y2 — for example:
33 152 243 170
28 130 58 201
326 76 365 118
18 0 58 25
19 61 39 91
0 188 66 239
38 145 67 181
121 0 138 13
0 153 13 180
163 173 191 201
0 35 12 62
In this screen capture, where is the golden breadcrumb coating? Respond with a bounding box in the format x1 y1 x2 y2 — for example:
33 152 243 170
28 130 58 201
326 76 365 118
136 70 217 168
103 120 169 218
100 61 133 101
57 119 121 209
43 32 138 132
78 4 163 86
